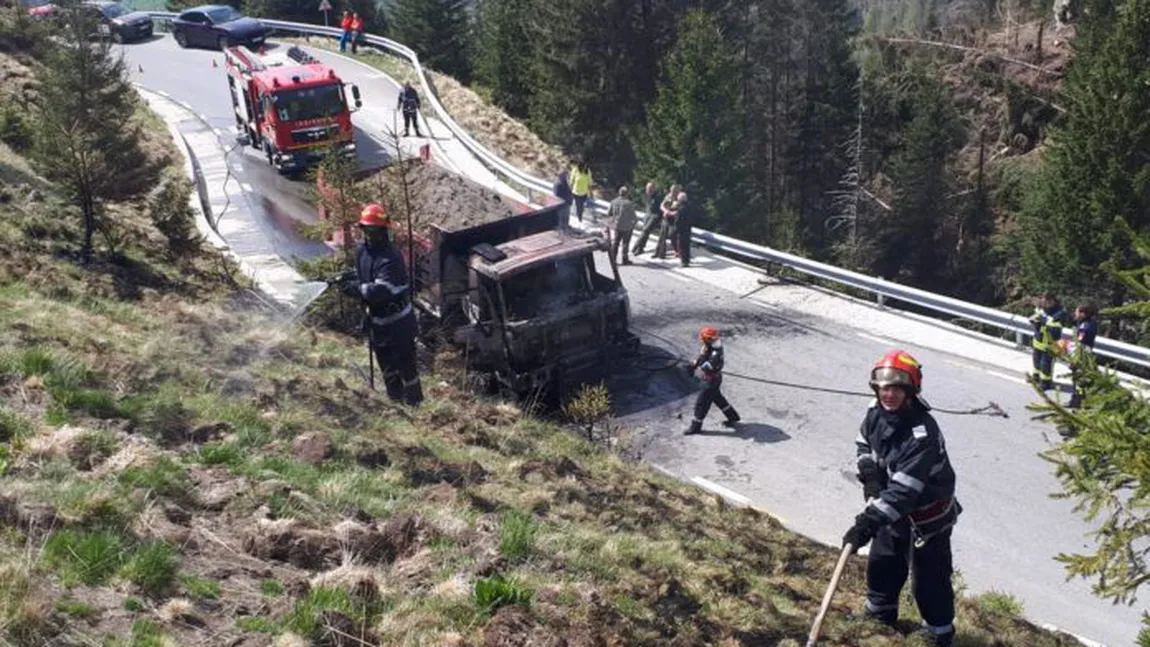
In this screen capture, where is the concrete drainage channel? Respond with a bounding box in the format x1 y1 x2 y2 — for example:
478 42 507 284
135 84 326 312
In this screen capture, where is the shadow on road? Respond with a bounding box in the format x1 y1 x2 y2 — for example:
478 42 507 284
692 422 792 444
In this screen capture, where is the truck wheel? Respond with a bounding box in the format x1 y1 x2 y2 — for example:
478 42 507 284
173 30 187 48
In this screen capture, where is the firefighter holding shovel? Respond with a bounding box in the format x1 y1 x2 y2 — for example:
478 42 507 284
822 350 960 646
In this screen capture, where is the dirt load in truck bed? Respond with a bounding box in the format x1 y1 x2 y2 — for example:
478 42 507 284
357 159 525 234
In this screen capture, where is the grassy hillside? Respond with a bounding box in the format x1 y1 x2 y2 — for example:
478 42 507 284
0 46 1085 647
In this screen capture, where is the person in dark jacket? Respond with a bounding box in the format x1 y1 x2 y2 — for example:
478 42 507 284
632 181 662 256
397 82 422 138
1066 302 1098 410
684 326 740 435
1029 292 1069 390
342 203 423 406
674 190 693 267
553 168 573 229
843 349 960 646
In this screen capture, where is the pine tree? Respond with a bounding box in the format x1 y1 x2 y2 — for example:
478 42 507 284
526 0 690 185
786 0 860 254
31 1 149 261
390 0 473 82
865 67 962 287
474 0 532 118
1035 223 1150 624
633 10 746 232
1018 0 1150 301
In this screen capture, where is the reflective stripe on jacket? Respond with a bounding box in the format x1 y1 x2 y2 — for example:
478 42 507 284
1030 304 1067 351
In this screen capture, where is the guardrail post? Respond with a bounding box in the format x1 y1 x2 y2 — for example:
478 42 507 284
877 293 886 307
1014 330 1025 348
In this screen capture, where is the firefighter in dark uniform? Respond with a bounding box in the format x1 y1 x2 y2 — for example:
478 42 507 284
397 82 422 138
843 350 960 647
1029 292 1069 390
1065 302 1098 410
342 203 424 406
684 326 740 435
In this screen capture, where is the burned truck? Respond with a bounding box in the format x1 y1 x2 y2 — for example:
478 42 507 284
317 162 639 403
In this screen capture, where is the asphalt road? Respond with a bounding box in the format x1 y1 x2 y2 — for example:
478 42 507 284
122 34 1142 646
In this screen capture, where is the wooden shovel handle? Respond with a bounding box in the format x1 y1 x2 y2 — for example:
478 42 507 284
806 543 853 647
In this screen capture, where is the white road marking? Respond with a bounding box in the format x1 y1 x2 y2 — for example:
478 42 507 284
1040 624 1108 647
213 128 223 136
239 183 253 192
690 476 752 507
667 272 693 284
856 331 901 346
648 463 676 479
752 300 778 310
984 369 1029 386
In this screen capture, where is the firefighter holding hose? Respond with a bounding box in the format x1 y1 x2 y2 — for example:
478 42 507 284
341 203 424 406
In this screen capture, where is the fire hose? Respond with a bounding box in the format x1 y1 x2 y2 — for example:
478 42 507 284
629 326 1009 419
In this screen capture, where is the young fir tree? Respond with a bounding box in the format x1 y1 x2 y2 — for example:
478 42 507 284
32 1 149 261
1018 0 1150 301
633 10 745 231
390 0 473 82
1035 221 1150 639
866 68 962 288
474 0 532 118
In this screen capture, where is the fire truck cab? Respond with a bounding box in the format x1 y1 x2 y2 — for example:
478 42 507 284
224 44 362 174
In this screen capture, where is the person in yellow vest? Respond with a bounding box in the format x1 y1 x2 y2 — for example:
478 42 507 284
569 161 593 223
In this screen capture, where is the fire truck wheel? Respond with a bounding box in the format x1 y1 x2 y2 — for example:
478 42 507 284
173 30 187 48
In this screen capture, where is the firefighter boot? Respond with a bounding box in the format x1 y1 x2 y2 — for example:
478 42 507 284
915 626 954 647
684 419 702 435
720 404 740 428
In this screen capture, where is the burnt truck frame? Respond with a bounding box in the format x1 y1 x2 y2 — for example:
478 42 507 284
399 203 639 403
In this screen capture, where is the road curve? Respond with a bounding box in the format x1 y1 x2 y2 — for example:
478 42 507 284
121 34 1141 646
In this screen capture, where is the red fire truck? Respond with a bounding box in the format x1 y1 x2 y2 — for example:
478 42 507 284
223 44 363 174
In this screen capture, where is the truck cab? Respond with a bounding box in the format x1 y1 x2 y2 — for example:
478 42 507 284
454 229 638 402
224 45 362 174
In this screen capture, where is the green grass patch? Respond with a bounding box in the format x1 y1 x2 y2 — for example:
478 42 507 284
975 589 1025 617
54 597 97 620
120 542 179 598
181 574 220 600
117 456 190 500
42 529 127 587
474 573 533 615
259 578 284 597
71 429 118 469
498 509 538 562
193 441 245 467
107 618 170 647
0 406 33 443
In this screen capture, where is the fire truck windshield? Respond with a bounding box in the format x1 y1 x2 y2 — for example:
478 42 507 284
273 85 345 122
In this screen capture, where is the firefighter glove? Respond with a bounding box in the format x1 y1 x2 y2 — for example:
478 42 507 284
843 512 881 552
341 278 361 299
857 462 885 502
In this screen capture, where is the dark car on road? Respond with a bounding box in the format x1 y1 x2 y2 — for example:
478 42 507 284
170 4 266 50
82 1 153 43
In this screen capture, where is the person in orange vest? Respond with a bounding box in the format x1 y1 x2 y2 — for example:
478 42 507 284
349 12 364 54
338 10 353 52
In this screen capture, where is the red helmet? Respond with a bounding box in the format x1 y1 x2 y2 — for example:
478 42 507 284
869 349 923 393
358 203 390 227
699 326 719 343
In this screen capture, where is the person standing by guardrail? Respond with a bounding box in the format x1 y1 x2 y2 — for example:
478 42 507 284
1028 292 1069 390
1065 301 1098 410
607 185 637 265
349 12 364 54
654 185 681 259
844 350 960 647
397 81 422 138
631 181 661 255
338 11 353 52
553 168 573 229
570 161 593 223
674 190 693 267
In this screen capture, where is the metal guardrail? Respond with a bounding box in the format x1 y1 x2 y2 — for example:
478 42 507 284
143 12 1150 371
